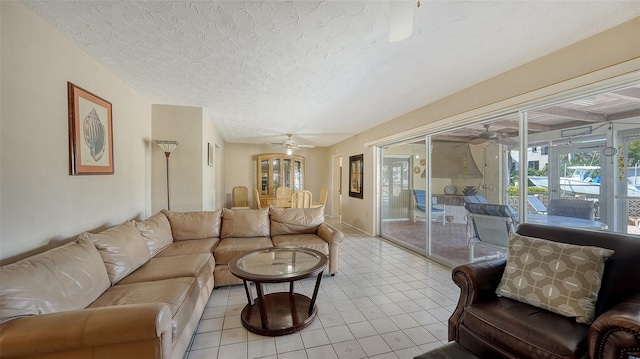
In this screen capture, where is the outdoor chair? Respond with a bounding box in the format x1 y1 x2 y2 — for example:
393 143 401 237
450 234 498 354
412 190 445 224
547 198 595 220
462 195 489 204
464 203 516 262
526 195 547 214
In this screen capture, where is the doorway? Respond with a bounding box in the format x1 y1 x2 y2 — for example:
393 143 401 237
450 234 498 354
331 154 342 219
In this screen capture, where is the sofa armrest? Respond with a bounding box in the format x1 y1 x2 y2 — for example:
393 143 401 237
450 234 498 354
318 223 344 275
448 258 507 341
0 303 172 358
318 223 344 245
589 293 640 359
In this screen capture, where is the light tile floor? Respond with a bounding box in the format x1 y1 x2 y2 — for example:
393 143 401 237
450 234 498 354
186 219 459 359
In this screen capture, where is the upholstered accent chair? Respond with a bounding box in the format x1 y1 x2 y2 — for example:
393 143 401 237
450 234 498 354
449 223 640 359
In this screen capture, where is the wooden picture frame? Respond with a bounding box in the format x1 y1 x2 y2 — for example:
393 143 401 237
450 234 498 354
349 154 363 199
208 143 214 167
68 82 114 175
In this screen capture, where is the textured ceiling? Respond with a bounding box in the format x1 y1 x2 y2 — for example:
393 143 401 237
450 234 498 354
24 1 640 147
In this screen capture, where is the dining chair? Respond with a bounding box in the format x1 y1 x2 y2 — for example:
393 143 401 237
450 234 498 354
291 190 312 208
319 187 328 207
231 186 249 209
253 188 261 209
276 186 293 200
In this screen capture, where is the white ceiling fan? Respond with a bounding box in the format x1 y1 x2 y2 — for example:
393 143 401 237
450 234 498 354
271 134 315 155
471 124 519 146
388 0 421 42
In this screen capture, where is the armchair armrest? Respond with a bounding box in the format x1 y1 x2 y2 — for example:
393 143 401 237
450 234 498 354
589 293 640 359
0 303 172 358
448 258 507 341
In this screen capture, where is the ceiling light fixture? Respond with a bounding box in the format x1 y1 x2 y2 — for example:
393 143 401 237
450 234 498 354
285 145 294 156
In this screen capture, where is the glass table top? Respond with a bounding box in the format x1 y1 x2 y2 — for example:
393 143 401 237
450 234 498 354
232 247 327 281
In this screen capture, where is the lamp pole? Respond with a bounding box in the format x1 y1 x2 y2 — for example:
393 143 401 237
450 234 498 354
164 151 172 210
155 140 179 210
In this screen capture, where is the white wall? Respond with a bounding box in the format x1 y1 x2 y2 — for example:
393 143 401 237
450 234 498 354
151 104 225 213
202 111 225 210
0 2 152 262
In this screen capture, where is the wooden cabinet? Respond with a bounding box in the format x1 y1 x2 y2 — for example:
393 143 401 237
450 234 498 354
257 154 305 206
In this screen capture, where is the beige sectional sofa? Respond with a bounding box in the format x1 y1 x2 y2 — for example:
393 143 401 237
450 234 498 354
0 206 343 359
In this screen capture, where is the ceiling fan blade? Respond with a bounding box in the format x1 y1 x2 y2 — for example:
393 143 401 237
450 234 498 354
388 0 415 43
498 137 519 146
297 144 316 148
470 138 488 145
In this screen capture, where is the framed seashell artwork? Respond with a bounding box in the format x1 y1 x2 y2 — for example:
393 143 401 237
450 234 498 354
67 82 114 175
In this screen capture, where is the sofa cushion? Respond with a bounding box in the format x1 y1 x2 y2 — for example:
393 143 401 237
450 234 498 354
220 208 270 239
154 238 220 258
496 233 614 323
462 297 589 358
271 234 329 255
269 207 324 236
135 212 173 256
162 209 222 240
0 236 110 323
81 221 151 285
214 237 273 265
88 277 199 341
117 253 214 290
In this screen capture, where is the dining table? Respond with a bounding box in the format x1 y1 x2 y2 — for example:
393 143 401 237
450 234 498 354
267 198 322 208
267 198 291 208
526 213 608 230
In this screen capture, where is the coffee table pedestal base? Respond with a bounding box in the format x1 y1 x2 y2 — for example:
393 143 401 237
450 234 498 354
241 292 317 336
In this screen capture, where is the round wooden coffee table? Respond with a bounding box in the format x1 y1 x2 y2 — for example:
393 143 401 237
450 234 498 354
228 247 327 336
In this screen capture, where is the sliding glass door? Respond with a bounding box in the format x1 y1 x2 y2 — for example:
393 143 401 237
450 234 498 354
380 141 427 253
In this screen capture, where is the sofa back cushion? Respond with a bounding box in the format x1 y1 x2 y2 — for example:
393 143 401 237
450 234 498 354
0 236 110 323
135 212 173 256
221 208 270 239
80 221 151 285
269 207 324 236
517 223 640 318
162 209 222 240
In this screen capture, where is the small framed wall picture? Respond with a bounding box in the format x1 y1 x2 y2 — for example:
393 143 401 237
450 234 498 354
67 82 114 175
349 154 363 199
208 143 214 167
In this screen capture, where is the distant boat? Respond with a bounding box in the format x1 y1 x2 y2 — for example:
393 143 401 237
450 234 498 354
529 166 640 196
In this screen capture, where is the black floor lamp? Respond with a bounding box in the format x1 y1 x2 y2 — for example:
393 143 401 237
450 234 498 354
155 140 179 210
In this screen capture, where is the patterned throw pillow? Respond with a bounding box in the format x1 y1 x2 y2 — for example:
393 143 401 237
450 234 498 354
496 233 614 324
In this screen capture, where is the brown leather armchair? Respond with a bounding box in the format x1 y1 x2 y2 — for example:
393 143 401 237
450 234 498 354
449 223 640 359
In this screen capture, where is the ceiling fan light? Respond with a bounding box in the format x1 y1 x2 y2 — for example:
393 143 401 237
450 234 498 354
285 145 294 156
